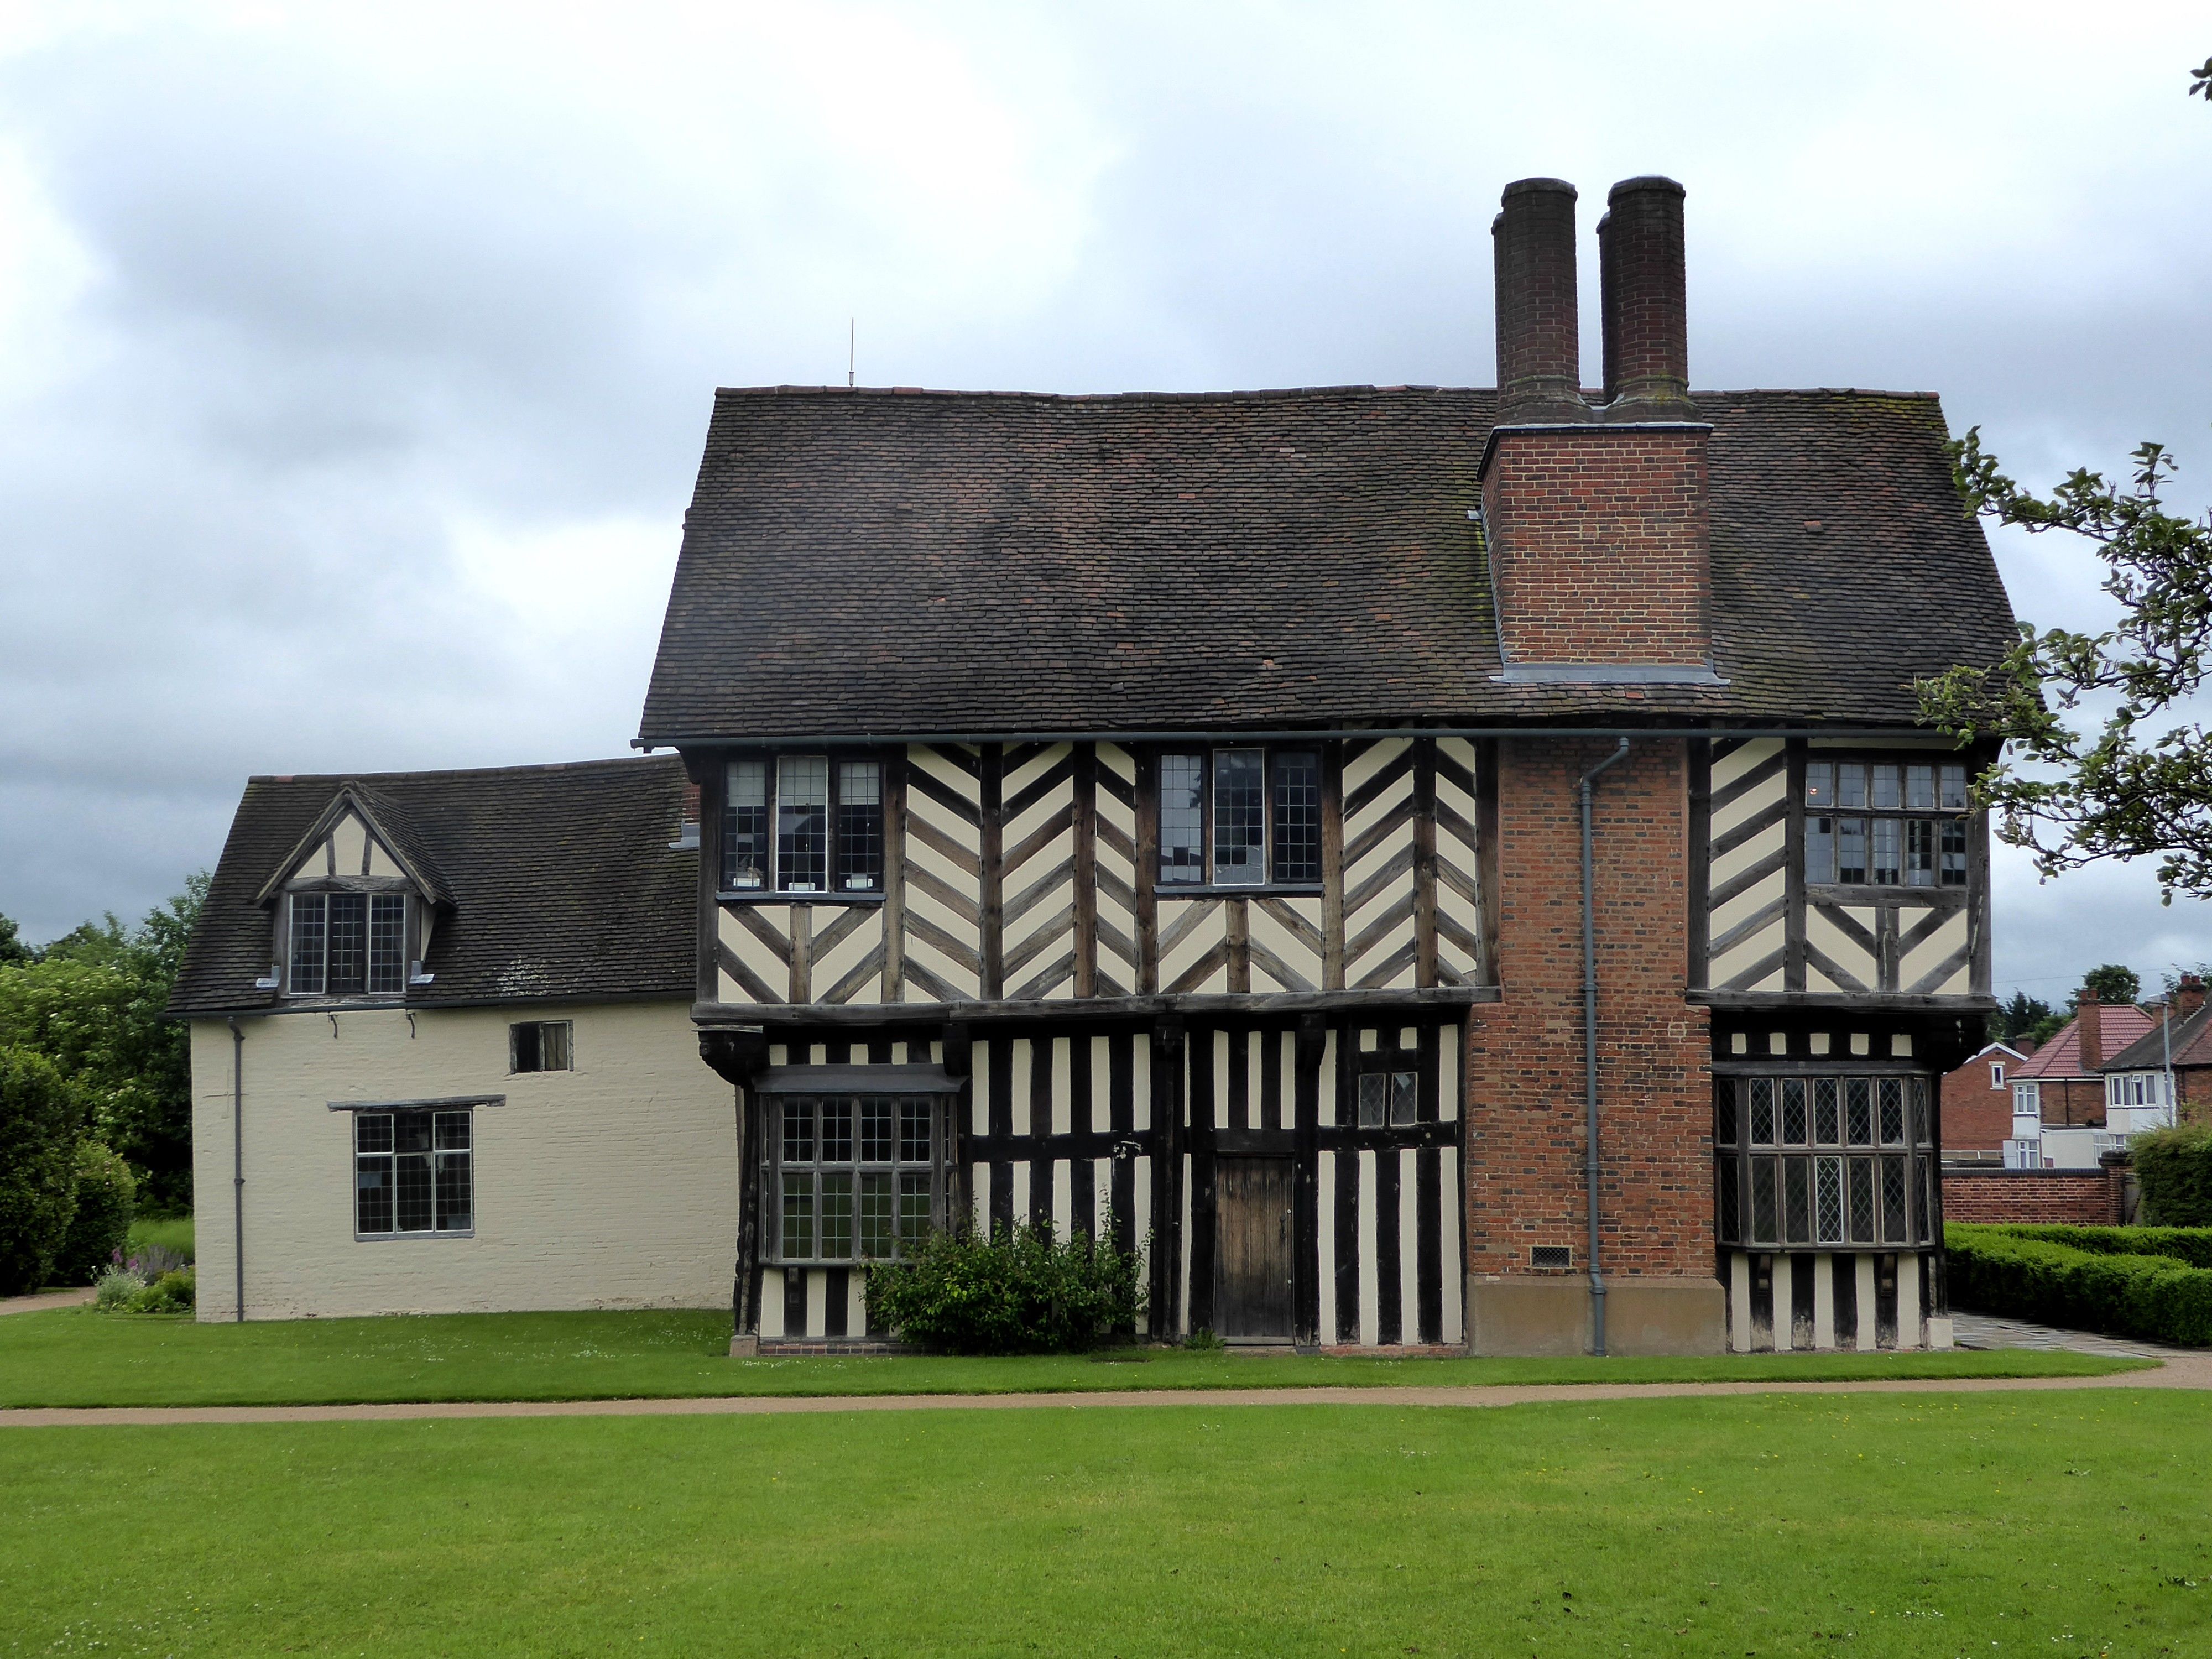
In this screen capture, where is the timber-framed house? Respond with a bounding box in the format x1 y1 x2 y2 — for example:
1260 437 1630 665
640 173 2012 1357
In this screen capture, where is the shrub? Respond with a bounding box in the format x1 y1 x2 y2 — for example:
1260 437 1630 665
2133 1124 2212 1227
0 1046 84 1295
126 1268 195 1314
1962 1223 2212 1272
94 1265 144 1310
1945 1224 2212 1346
865 1221 1145 1354
51 1141 137 1285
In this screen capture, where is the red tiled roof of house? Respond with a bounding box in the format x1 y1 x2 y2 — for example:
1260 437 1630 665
2011 1005 2156 1081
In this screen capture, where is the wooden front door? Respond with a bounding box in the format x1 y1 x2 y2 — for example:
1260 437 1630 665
1215 1156 1295 1342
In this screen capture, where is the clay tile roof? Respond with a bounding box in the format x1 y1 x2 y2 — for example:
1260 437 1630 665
2011 1005 2158 1082
169 757 695 1016
638 384 2016 742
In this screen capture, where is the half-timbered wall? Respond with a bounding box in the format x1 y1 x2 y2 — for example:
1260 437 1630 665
1698 737 1987 999
1719 1250 1944 1352
708 740 1489 1010
749 1016 1465 1349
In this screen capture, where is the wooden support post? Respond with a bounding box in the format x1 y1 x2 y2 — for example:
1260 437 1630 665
1149 1016 1185 1341
1293 1013 1326 1349
1135 748 1160 995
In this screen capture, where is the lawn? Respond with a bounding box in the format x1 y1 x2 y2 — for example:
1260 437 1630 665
0 1305 2141 1408
4 1390 2208 1656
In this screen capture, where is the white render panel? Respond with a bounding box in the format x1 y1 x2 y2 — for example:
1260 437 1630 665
1398 1147 1420 1343
1356 1149 1380 1347
1342 737 1410 799
1710 737 1782 794
811 907 885 1004
1439 1146 1463 1345
1708 818 1785 888
1855 1254 1879 1352
1729 1250 1752 1352
1317 1147 1338 1343
330 813 368 877
1899 908 1970 992
1813 1253 1837 1350
1158 898 1229 994
1246 896 1323 993
189 1000 737 1321
1804 907 1877 990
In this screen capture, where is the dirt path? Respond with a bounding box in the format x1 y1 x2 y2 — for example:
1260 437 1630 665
0 1288 95 1318
4 1354 2206 1427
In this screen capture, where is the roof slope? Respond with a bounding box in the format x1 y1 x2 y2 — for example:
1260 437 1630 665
2101 1003 2212 1072
170 757 695 1016
638 384 2016 742
2012 1006 2156 1082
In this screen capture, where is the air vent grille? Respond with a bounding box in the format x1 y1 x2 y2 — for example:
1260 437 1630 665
1530 1245 1573 1270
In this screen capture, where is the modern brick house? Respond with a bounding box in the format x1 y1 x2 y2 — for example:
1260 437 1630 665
1940 1039 2031 1156
2004 988 2156 1168
173 174 2015 1354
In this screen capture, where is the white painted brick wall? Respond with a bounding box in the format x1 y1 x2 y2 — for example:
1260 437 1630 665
190 1000 738 1321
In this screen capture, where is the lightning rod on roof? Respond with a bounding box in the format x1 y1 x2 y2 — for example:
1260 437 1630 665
849 317 855 388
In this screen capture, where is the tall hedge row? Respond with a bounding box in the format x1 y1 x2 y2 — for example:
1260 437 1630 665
1945 1223 2212 1347
2133 1124 2212 1227
0 1047 84 1296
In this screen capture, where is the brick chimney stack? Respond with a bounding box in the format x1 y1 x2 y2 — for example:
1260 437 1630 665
1492 179 1587 423
1479 175 1719 680
2076 988 2103 1071
1596 178 1697 420
2177 975 2205 1019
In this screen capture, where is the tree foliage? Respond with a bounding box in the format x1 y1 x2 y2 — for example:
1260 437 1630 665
2080 963 2142 1005
1991 990 2057 1047
0 1047 85 1295
1919 433 2212 901
0 875 207 1212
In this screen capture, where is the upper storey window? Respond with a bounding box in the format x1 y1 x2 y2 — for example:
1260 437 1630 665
1160 748 1322 889
723 757 883 896
290 892 406 996
1803 759 1968 889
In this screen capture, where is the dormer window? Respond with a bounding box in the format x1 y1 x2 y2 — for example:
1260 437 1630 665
722 756 883 896
290 891 406 995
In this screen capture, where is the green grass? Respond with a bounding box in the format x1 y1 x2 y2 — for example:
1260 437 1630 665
124 1214 194 1262
0 1306 2142 1408
4 1391 2208 1655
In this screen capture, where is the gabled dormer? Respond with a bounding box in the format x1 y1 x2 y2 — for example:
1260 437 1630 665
252 784 452 1001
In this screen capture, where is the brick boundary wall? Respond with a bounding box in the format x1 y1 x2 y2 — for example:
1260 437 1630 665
1940 1166 2124 1227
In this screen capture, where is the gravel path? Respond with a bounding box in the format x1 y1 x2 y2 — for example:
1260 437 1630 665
0 1288 95 1317
4 1355 2205 1428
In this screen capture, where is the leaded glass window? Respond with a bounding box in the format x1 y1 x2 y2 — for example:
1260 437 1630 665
1213 749 1266 885
723 760 770 890
368 893 406 994
289 893 327 994
1161 754 1206 885
721 755 886 896
776 757 829 893
1804 757 1972 890
836 761 883 893
769 1087 949 1264
1716 1073 1934 1253
355 1108 471 1237
1156 747 1329 888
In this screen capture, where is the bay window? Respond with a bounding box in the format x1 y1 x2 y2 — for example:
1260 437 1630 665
763 1080 953 1264
1715 1072 1935 1249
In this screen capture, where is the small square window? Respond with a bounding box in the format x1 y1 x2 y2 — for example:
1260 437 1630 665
510 1021 573 1073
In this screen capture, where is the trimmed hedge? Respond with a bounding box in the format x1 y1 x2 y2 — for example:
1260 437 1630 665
2134 1123 2212 1227
865 1222 1146 1354
1945 1224 2212 1346
1959 1223 2212 1272
52 1141 137 1286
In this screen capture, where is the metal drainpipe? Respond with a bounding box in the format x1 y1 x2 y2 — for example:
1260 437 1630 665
1580 738 1631 1356
228 1018 246 1323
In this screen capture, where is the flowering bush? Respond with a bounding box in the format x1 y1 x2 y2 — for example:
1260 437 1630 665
865 1220 1145 1354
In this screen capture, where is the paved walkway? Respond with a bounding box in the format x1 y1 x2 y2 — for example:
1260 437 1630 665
1952 1309 2200 1360
0 1288 94 1317
4 1355 2206 1428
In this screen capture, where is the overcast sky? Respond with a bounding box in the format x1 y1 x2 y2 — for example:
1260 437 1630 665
2 2 2208 1005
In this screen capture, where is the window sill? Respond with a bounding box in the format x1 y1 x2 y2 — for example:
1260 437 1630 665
354 1230 475 1243
1154 884 1326 900
719 890 887 905
1803 883 1969 902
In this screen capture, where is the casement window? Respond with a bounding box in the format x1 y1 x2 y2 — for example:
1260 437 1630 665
1803 759 1969 888
2107 1073 2166 1109
1158 748 1322 889
1714 1074 1934 1250
722 757 884 895
1356 1067 1421 1129
510 1021 573 1073
1990 1062 2005 1089
354 1108 472 1237
768 1092 951 1264
289 891 407 996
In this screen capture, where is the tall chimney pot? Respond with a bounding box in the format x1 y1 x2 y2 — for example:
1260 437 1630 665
1597 176 1696 420
2177 975 2205 1019
1492 178 1587 422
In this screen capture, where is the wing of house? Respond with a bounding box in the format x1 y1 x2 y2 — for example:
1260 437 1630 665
637 176 2016 1356
170 757 739 1320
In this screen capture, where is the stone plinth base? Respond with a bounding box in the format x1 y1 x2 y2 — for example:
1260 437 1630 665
1467 1275 1726 1357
